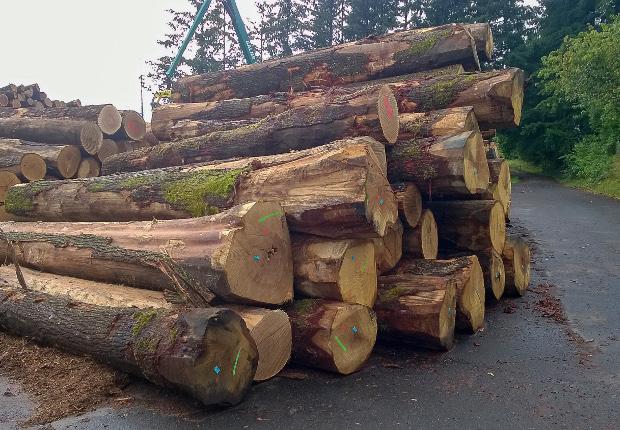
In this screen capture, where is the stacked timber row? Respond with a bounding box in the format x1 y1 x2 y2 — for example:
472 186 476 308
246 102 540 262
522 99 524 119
0 22 532 408
0 83 80 109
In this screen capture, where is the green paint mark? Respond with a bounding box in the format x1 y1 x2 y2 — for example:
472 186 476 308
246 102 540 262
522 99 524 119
232 349 241 376
334 336 348 353
259 211 283 223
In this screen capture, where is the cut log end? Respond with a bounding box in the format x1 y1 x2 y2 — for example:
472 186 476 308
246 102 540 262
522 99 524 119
330 304 377 374
19 153 46 181
0 172 20 203
77 158 101 178
487 250 506 300
512 70 524 126
503 236 531 296
489 201 506 254
373 221 403 274
98 139 121 162
403 209 438 259
456 256 485 333
392 182 422 228
122 111 147 141
80 122 104 155
463 130 490 194
364 155 399 238
98 105 122 135
57 145 82 178
377 85 400 145
337 241 378 306
491 160 511 217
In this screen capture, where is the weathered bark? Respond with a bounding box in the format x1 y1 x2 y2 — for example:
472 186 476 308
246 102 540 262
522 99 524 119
427 200 506 254
0 139 81 180
0 282 257 406
0 201 294 306
502 235 531 296
292 235 377 307
6 140 397 239
111 110 147 141
376 266 456 350
287 300 377 375
0 105 122 135
0 172 20 203
172 24 479 103
388 130 490 197
398 106 479 141
392 182 422 228
464 23 494 61
403 209 438 259
371 220 403 273
0 118 103 155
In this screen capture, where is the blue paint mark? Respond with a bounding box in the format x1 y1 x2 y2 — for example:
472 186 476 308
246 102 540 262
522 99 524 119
253 255 261 262
214 366 221 375
379 199 384 206
351 255 355 261
352 326 359 334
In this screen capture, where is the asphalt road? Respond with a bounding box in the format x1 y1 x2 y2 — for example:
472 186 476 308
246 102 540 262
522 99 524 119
4 176 619 430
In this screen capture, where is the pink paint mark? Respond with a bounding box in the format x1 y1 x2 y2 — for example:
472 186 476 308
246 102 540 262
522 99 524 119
383 95 394 119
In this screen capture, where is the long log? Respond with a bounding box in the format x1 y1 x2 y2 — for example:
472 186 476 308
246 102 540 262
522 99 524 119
376 266 456 350
0 201 294 306
403 209 438 259
427 200 506 254
502 235 531 296
392 182 422 228
371 220 403 274
398 106 479 141
0 282 257 406
388 130 490 197
6 140 397 239
0 118 103 155
0 139 81 180
0 172 20 203
287 300 377 375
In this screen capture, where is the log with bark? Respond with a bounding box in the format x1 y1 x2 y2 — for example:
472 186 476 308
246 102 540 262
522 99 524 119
0 281 257 406
292 235 377 307
287 300 377 375
403 209 438 259
6 140 398 239
0 201 294 306
0 118 103 154
502 235 531 296
371 220 403 274
0 139 81 180
172 24 479 103
0 172 20 203
392 182 422 228
398 106 479 141
387 130 490 198
376 265 456 350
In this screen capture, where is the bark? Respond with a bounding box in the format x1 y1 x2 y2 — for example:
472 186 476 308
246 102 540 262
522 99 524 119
371 220 403 274
427 200 506 254
376 267 456 350
6 139 397 239
464 23 494 61
0 117 103 155
77 157 101 178
398 106 479 141
387 130 490 197
0 201 294 306
0 139 81 179
0 282 257 406
286 300 377 375
403 209 438 259
172 24 479 103
392 182 422 228
0 172 20 203
502 235 531 296
292 235 377 307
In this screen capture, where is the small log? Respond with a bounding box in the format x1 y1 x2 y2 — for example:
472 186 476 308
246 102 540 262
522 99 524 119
427 200 505 254
0 282 257 406
388 130 490 197
371 220 403 274
0 201 294 306
464 23 494 61
392 182 422 228
287 300 377 375
376 266 456 350
488 159 511 217
502 235 531 296
97 139 123 161
0 117 103 155
398 107 479 141
478 250 505 300
77 157 101 178
0 172 20 203
0 139 81 180
292 235 377 307
403 209 438 259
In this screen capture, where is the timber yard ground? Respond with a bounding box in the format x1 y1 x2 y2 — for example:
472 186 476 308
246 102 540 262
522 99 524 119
1 174 619 430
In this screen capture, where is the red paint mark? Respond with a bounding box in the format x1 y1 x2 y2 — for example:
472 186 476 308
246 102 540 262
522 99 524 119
383 95 394 119
261 227 270 236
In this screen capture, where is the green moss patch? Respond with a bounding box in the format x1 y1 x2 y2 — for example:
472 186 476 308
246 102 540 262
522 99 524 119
132 309 158 336
394 29 452 64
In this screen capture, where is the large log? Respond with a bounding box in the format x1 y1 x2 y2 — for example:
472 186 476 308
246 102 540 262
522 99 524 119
398 106 479 141
502 235 531 296
392 182 422 228
376 266 456 350
287 300 377 375
0 139 81 180
112 110 147 141
292 235 377 307
0 201 294 306
5 140 397 239
464 23 494 61
427 200 506 254
403 209 438 259
371 220 403 274
172 24 479 103
0 118 103 155
0 105 122 135
0 282 257 406
387 130 490 197
0 172 20 203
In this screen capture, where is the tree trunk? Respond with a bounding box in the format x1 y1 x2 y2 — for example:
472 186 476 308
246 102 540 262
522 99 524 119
464 23 494 61
387 130 490 197
0 139 81 180
0 172 20 203
292 235 377 307
77 157 101 178
502 235 531 296
427 200 505 254
398 106 479 141
0 118 103 155
392 182 422 228
386 257 485 333
0 201 294 306
0 105 122 135
403 209 438 259
6 140 397 239
172 24 479 103
376 267 456 350
371 220 403 274
0 283 257 406
286 300 377 375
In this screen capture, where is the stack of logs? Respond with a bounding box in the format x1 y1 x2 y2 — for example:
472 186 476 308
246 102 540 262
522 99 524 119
0 83 81 109
0 23 531 407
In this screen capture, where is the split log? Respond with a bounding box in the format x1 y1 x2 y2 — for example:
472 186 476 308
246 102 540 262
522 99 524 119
376 266 456 350
398 107 479 141
6 140 397 239
0 172 20 203
392 182 422 228
371 220 403 273
172 24 479 103
0 201 294 306
0 139 81 180
0 283 257 406
292 235 377 307
0 118 103 155
387 130 490 197
502 235 531 296
464 23 494 61
403 209 438 259
77 157 101 178
112 110 147 141
0 105 122 135
287 300 377 375
427 200 506 253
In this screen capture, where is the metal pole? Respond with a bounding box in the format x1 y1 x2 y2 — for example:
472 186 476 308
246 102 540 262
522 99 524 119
139 75 144 118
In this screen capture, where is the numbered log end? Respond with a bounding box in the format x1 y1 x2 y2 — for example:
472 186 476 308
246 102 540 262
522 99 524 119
98 105 122 135
80 122 104 155
403 209 438 259
0 171 20 203
392 182 422 228
503 235 531 296
377 85 400 145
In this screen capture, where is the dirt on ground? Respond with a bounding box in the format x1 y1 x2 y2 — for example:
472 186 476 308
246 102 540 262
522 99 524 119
531 282 568 324
0 331 127 425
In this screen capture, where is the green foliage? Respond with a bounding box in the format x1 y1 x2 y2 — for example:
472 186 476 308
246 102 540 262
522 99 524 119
344 0 399 40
